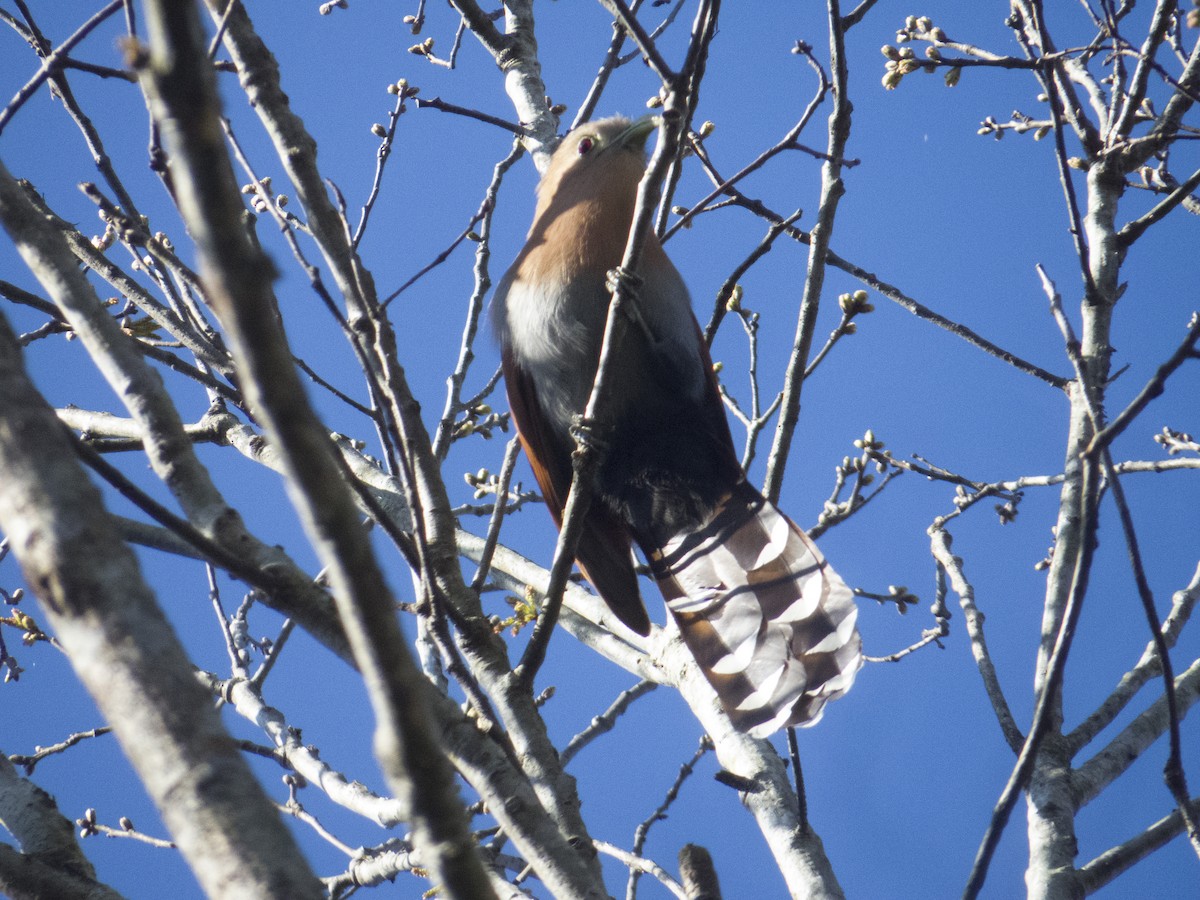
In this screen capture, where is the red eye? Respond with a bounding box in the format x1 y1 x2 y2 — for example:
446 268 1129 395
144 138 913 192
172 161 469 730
577 136 595 155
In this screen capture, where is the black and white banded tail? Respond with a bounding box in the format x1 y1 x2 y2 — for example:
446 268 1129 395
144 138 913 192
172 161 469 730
648 481 862 738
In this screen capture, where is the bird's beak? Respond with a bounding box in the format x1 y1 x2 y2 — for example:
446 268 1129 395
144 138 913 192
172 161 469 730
607 116 660 154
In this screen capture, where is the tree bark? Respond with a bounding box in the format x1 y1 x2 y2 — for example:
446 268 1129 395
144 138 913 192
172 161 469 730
0 297 322 897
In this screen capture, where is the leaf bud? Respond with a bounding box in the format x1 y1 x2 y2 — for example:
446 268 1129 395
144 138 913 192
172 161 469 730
726 284 743 312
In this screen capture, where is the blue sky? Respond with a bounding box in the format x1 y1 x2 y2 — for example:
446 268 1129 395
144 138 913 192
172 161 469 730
2 2 1198 898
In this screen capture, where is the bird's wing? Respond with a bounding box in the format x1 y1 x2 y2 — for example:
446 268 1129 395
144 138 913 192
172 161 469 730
501 346 650 635
691 315 743 475
649 480 862 737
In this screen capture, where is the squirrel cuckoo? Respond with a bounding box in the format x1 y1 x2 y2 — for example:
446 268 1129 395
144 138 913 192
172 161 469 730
493 116 861 737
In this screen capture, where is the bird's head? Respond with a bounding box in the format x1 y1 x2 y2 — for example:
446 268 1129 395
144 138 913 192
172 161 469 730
534 116 659 214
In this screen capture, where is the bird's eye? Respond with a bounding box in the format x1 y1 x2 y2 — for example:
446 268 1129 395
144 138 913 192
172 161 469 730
576 136 595 156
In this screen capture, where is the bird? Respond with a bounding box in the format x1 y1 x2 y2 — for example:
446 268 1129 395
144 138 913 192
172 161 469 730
492 115 861 737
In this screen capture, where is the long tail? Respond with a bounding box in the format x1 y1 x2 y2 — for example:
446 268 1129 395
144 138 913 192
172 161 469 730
648 481 862 738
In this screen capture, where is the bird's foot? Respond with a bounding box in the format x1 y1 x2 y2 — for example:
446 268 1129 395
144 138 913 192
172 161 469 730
605 265 643 297
569 415 612 454
605 266 659 343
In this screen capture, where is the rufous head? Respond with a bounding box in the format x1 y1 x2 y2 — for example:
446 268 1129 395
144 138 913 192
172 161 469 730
533 116 658 216
509 116 666 287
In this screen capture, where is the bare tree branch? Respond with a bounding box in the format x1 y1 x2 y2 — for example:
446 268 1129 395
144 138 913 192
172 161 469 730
1079 796 1200 894
0 298 322 897
137 3 498 896
763 0 854 503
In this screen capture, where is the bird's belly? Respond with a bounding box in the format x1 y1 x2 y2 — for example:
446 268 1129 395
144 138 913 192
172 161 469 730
503 274 706 441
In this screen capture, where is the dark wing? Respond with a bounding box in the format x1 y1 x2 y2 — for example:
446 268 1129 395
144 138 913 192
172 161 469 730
501 346 650 635
692 315 744 478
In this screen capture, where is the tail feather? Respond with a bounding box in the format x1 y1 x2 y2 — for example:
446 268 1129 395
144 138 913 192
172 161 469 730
648 481 862 738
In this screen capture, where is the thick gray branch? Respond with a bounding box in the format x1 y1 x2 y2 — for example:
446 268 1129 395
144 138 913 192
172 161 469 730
0 754 116 898
1073 657 1200 808
0 303 322 898
139 2 498 896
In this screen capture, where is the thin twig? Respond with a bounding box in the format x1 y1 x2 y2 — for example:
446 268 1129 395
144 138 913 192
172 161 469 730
573 0 642 129
598 0 676 85
1085 312 1200 456
840 0 882 29
1119 164 1200 245
431 141 524 459
1079 796 1200 893
766 0 876 501
7 727 113 775
352 90 408 249
414 96 524 135
786 728 808 832
469 437 522 595
0 1 124 136
1068 562 1200 753
382 207 491 308
561 679 658 767
625 736 713 900
703 210 801 343
929 530 1024 753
